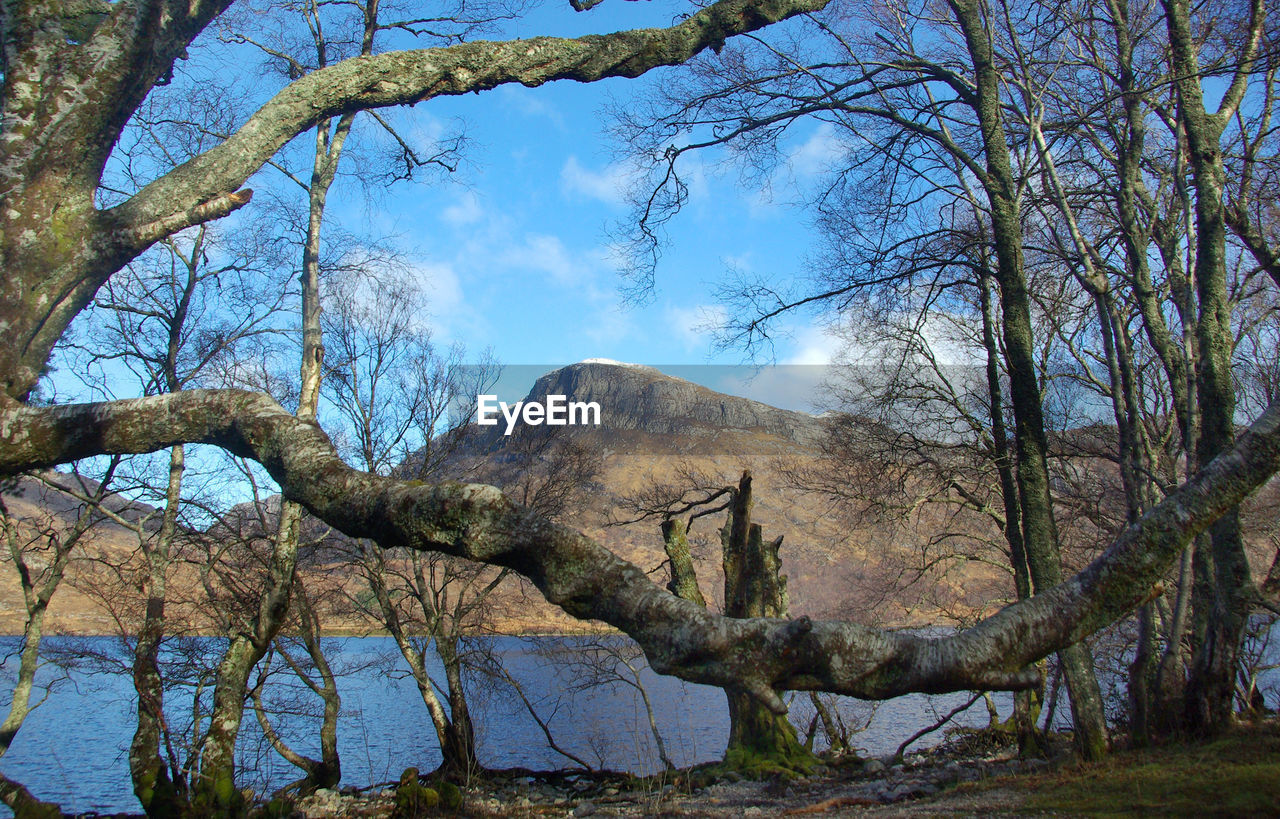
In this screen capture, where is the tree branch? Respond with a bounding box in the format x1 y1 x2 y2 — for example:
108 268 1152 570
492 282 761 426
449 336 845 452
111 0 832 238
2 388 1278 708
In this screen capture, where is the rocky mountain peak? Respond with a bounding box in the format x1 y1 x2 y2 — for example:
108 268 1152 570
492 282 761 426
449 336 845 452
525 361 824 444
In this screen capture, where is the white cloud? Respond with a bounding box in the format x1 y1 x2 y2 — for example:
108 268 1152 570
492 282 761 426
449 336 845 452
499 233 587 288
495 86 567 130
582 304 638 348
663 303 728 352
749 122 847 214
561 155 631 207
788 122 845 179
783 323 844 366
411 260 490 345
713 366 832 414
440 191 484 227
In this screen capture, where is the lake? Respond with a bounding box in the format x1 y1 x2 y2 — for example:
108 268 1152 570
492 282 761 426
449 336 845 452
0 634 1024 815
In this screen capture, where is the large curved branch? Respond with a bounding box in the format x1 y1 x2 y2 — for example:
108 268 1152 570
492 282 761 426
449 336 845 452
111 0 831 236
2 389 1278 709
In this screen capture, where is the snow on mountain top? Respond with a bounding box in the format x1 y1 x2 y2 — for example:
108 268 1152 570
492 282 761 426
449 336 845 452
577 358 656 369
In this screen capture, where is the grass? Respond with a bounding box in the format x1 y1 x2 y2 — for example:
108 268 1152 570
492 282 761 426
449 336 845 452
991 719 1280 816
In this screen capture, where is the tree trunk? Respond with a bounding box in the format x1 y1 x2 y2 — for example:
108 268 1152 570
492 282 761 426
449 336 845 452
1128 602 1157 746
1161 0 1262 735
299 586 342 791
719 473 814 773
0 773 62 819
252 580 342 794
662 518 707 606
193 502 303 812
437 637 480 782
190 93 348 808
0 546 65 819
951 0 1109 759
130 445 186 817
979 269 1047 757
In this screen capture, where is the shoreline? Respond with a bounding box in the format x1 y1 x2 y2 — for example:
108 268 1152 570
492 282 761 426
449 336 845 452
285 717 1280 817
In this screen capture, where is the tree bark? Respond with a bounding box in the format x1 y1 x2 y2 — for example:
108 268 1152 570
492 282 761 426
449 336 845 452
978 270 1044 756
1161 0 1264 735
662 518 707 607
193 502 302 812
129 445 186 816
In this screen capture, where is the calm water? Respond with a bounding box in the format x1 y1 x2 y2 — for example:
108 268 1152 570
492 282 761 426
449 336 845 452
3 629 1234 816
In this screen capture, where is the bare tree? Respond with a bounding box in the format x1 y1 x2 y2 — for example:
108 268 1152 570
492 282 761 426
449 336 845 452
619 468 817 773
0 465 120 815
613 0 1128 756
311 261 503 781
66 213 289 813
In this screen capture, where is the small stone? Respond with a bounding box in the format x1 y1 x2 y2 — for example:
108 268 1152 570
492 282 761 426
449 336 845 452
573 801 597 816
603 787 620 796
864 759 887 774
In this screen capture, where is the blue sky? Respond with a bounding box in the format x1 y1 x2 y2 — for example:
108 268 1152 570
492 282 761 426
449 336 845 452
314 1 848 381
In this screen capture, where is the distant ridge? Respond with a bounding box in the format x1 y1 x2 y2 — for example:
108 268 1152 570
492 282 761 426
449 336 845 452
525 361 824 444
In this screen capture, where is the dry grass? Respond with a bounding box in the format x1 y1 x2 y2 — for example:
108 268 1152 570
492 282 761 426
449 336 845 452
910 718 1280 818
1020 721 1280 816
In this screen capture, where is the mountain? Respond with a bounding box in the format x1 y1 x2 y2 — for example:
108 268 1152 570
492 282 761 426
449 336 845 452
525 361 825 443
450 361 996 629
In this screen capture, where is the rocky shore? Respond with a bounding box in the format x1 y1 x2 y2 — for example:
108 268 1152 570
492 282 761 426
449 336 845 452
291 732 1062 817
